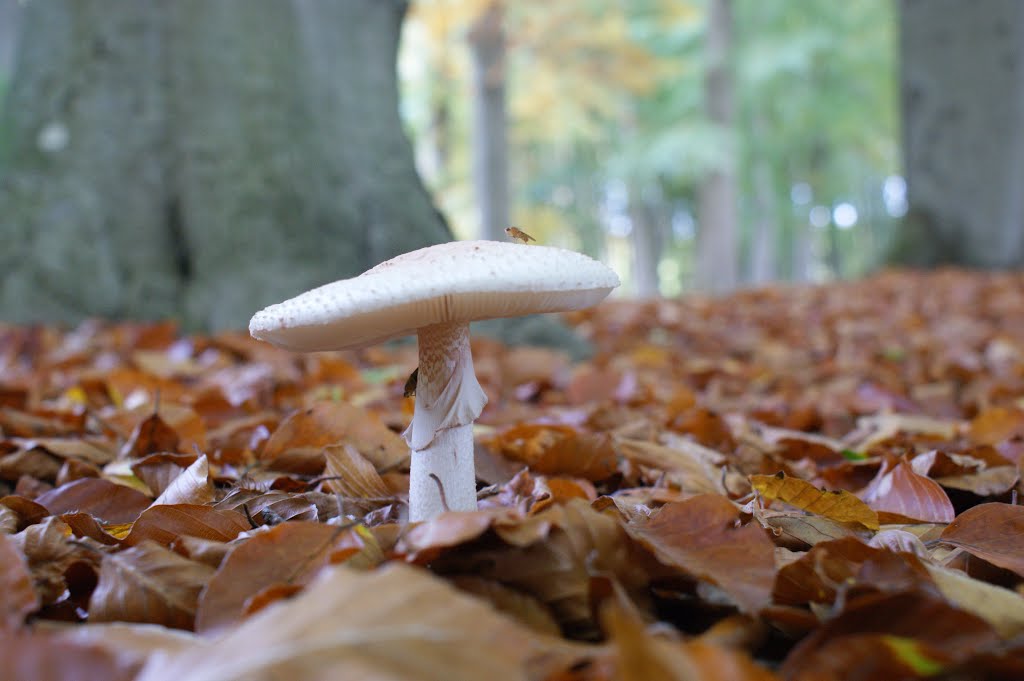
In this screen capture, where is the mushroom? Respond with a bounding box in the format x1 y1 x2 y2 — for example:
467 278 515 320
249 240 619 521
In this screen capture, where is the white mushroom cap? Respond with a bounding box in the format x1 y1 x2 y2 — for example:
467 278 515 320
249 240 620 351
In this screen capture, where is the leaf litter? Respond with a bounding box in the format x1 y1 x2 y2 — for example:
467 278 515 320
3 269 1024 678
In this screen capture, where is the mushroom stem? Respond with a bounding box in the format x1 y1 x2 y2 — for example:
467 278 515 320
406 321 488 521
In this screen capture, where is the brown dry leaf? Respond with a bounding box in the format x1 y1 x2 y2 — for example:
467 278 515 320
751 472 880 530
137 563 588 681
442 500 648 637
487 424 618 481
780 591 998 679
911 449 1020 496
626 495 776 614
926 563 1024 637
615 438 725 495
772 537 930 607
130 452 198 498
755 508 866 547
0 504 18 534
12 517 99 605
451 576 562 637
61 512 123 545
260 401 407 474
601 589 777 681
939 502 1024 576
323 443 393 500
861 459 954 523
18 437 115 466
970 406 1024 445
0 405 84 438
121 411 181 458
195 521 357 633
89 540 214 629
35 478 152 524
0 533 39 628
936 465 1019 496
123 504 250 548
0 629 140 681
214 489 318 524
152 455 213 506
845 413 958 453
398 509 509 561
54 621 198 671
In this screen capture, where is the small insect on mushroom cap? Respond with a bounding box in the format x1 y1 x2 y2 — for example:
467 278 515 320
505 226 536 244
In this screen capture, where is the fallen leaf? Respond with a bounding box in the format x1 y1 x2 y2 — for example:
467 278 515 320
970 406 1024 445
926 563 1024 637
122 504 250 548
12 517 99 606
0 533 39 628
0 629 139 681
214 489 319 524
260 401 408 474
487 424 618 481
35 478 152 524
615 438 725 495
130 452 199 498
439 500 649 637
860 459 954 523
780 591 998 678
152 455 213 506
89 541 214 629
195 521 357 633
323 443 393 500
121 411 181 458
601 584 777 681
751 472 879 530
939 503 1024 577
137 563 587 681
625 495 776 614
772 537 931 607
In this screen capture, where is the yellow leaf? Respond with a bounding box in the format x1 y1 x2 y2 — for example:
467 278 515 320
750 472 880 531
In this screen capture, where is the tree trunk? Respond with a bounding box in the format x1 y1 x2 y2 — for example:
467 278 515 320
0 0 19 76
892 0 1024 268
629 186 661 298
696 0 738 294
467 2 510 242
0 0 450 329
749 141 777 285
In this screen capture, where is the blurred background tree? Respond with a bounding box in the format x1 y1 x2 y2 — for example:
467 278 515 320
893 0 1024 268
4 0 1020 326
0 0 449 329
402 0 900 296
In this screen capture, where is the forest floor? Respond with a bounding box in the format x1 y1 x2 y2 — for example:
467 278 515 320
2 268 1024 680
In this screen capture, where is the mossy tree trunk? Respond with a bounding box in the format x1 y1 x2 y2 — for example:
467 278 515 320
0 0 450 329
892 0 1024 268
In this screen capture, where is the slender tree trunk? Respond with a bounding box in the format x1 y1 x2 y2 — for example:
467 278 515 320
0 0 450 329
892 0 1024 268
467 1 509 242
696 0 738 294
629 186 661 297
0 0 19 76
749 165 777 284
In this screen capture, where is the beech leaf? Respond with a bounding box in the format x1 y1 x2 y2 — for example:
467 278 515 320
939 502 1024 577
751 472 879 530
89 541 214 629
626 495 776 614
0 533 39 628
123 504 250 548
860 460 954 523
138 563 587 681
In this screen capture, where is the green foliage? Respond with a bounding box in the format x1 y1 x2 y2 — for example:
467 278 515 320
401 0 898 290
